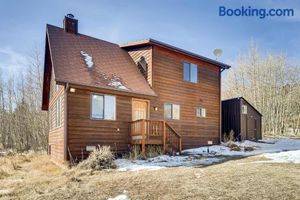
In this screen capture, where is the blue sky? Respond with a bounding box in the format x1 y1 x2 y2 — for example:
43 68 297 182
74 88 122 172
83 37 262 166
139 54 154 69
0 0 299 77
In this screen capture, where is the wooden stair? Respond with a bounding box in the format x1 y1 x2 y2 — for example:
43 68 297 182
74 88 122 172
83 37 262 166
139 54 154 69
130 119 182 156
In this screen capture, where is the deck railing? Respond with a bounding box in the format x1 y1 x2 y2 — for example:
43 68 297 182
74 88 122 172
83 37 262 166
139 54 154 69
165 123 182 154
130 119 182 155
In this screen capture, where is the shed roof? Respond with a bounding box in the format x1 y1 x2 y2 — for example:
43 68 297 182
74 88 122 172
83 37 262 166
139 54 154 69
222 97 263 116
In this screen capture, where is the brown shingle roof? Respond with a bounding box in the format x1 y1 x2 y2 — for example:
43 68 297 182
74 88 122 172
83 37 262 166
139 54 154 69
46 24 156 96
120 38 231 70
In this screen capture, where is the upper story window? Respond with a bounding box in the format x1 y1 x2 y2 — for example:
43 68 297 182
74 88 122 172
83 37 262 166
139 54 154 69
183 62 198 83
164 103 180 120
196 107 206 118
91 94 116 120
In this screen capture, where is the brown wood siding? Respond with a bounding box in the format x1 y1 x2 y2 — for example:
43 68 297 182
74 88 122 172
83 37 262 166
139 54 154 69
67 87 142 159
48 72 65 163
151 46 221 149
240 99 262 140
127 46 153 86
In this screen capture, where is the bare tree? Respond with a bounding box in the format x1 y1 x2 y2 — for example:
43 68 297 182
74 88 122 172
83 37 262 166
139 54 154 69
223 42 300 136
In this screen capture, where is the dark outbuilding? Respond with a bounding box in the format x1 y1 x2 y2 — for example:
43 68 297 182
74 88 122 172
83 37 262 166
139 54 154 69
222 97 262 141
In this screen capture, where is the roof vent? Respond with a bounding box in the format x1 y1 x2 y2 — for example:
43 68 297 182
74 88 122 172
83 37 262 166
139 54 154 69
63 14 78 34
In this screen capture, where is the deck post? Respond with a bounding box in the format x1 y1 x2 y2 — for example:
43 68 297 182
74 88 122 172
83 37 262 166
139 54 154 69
163 121 166 153
141 120 146 157
179 138 182 154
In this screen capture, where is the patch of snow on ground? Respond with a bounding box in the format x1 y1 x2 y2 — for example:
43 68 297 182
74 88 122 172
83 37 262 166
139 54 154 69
115 139 300 171
107 194 130 200
183 138 300 157
80 51 94 68
260 150 300 164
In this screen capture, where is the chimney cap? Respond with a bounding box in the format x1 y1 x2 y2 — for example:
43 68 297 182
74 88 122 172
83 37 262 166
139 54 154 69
66 14 75 19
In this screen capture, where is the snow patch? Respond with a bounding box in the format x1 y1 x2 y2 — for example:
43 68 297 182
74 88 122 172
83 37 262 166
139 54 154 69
260 150 300 164
115 139 300 171
80 51 94 68
183 138 300 157
107 75 128 90
107 194 130 200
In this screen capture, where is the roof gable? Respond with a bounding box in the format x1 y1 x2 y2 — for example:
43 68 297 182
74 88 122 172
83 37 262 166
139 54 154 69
45 25 156 98
222 97 263 116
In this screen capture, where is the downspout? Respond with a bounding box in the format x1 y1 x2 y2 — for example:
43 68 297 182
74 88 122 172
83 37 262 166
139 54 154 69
219 68 222 143
219 67 227 143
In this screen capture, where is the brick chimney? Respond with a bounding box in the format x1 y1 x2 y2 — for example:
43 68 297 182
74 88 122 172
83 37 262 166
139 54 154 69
63 14 78 34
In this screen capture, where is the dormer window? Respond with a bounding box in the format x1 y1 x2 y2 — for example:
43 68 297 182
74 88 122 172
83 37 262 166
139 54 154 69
137 56 148 78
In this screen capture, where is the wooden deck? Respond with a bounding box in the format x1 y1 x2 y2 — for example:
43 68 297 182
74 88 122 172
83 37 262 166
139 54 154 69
130 119 182 155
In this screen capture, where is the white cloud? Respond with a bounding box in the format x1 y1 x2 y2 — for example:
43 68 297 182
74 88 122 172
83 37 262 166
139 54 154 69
0 47 28 78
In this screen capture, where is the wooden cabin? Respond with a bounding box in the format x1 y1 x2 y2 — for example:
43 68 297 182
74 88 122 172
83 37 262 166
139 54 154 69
42 14 231 163
222 97 262 141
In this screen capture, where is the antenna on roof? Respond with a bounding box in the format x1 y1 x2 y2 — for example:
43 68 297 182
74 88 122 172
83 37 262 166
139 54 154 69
213 49 223 60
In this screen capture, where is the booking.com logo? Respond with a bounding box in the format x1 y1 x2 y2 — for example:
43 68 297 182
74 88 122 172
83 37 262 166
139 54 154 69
219 6 294 19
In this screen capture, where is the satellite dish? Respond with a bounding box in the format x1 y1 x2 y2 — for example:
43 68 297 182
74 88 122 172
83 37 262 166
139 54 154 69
213 49 223 60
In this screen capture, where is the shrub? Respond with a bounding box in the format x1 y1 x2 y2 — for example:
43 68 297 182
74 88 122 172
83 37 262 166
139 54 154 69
77 145 116 170
226 141 241 151
244 146 256 151
223 130 236 142
146 145 163 158
128 145 143 160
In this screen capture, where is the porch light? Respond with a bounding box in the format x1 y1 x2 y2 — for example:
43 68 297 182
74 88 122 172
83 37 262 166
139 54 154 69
154 106 158 111
70 88 76 93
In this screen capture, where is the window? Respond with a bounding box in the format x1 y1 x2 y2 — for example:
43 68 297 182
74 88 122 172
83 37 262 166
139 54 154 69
183 62 198 83
91 94 116 120
49 107 53 130
56 96 62 127
49 80 53 100
56 84 59 92
242 105 247 114
196 107 206 118
164 103 180 120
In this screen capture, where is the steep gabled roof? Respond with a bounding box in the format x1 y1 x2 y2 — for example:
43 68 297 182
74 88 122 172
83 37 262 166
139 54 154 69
43 25 156 107
120 38 231 70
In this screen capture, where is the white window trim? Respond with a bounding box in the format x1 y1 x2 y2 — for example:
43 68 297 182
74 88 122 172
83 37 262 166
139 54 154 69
56 96 62 128
242 105 247 114
196 107 206 118
90 93 116 121
164 103 180 120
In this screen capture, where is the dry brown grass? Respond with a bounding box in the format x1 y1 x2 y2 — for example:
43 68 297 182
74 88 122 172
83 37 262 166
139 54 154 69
0 153 299 200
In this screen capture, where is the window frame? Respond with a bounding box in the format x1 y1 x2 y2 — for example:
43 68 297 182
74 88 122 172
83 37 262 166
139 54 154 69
56 84 60 92
90 93 116 121
196 107 206 118
56 96 62 128
164 103 180 120
49 106 53 130
241 105 247 114
183 62 198 83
